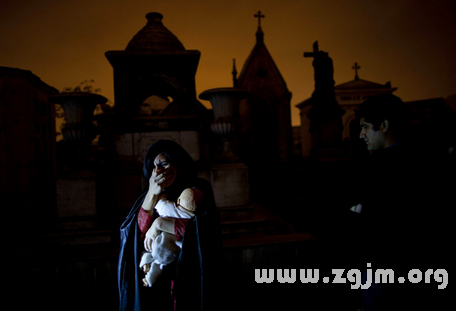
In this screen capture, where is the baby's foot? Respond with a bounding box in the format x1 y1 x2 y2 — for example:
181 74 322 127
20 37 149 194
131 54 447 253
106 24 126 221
142 263 150 273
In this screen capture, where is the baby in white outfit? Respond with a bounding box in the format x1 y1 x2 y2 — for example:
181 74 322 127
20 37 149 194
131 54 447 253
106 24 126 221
139 187 204 287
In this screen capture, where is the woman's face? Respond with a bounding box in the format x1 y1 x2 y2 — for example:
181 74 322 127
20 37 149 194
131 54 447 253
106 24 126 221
153 153 177 188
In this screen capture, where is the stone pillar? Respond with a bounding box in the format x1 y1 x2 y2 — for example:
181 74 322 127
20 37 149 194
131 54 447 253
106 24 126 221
50 92 107 223
199 163 250 208
56 171 97 217
199 87 251 207
304 42 345 161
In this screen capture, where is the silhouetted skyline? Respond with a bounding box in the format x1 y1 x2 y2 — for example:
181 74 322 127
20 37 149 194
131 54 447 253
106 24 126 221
1 0 455 126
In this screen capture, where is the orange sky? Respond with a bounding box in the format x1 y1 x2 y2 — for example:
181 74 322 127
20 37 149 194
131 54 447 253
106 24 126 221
1 0 455 126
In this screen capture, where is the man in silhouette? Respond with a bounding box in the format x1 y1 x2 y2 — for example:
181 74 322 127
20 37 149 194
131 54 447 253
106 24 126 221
346 93 450 311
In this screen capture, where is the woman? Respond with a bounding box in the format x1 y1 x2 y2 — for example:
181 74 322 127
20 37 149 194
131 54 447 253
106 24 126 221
118 140 221 311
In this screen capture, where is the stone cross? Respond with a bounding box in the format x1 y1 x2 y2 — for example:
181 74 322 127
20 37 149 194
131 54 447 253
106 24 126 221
352 62 360 80
303 41 319 58
254 11 265 27
303 41 336 102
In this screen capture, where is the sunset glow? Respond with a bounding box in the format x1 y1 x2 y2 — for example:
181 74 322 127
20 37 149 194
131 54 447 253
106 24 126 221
1 0 455 126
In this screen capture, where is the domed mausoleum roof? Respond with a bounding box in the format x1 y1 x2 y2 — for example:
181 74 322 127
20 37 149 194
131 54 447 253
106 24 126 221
126 12 185 51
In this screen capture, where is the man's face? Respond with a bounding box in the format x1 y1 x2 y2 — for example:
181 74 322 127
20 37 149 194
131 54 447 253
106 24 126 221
359 117 388 151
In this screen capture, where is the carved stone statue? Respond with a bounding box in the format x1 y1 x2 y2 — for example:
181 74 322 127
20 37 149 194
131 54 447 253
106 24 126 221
304 41 336 102
303 41 345 158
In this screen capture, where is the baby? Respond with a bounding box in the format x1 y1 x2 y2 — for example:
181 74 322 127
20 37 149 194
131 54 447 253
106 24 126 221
139 187 204 287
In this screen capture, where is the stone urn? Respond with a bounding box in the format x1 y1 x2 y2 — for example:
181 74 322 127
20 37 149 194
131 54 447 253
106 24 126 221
50 92 107 143
50 92 107 170
199 87 249 162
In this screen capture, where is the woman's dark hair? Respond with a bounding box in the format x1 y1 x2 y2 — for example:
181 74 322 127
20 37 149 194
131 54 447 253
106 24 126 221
143 140 198 201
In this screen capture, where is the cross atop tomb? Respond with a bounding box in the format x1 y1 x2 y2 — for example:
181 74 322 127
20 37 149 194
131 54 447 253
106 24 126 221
254 11 265 28
303 41 336 98
304 41 320 58
352 62 360 80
